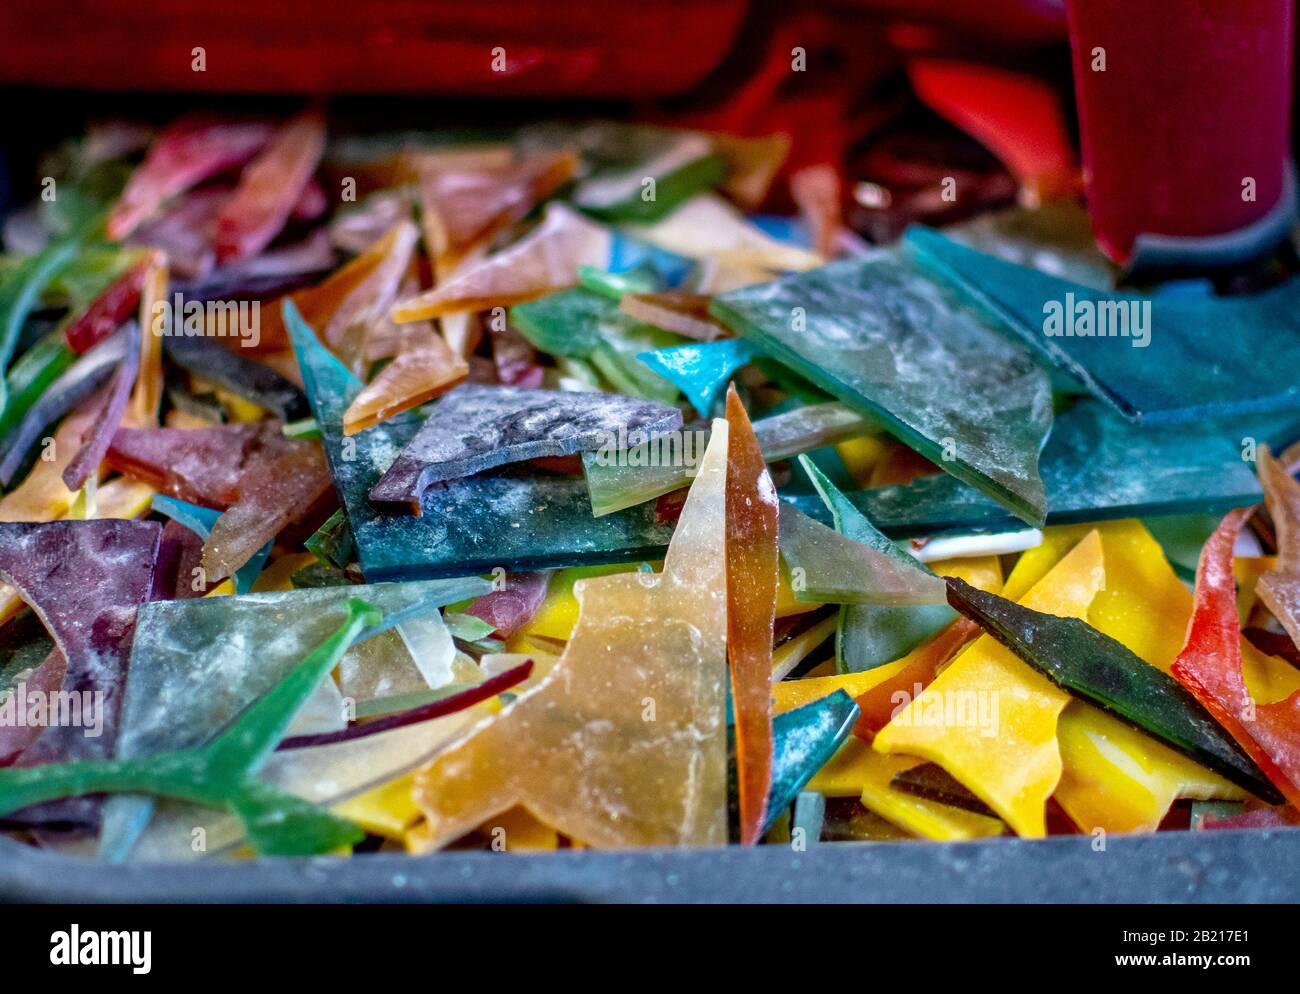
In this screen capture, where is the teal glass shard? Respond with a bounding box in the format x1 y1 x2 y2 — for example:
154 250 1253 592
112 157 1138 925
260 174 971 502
583 401 873 517
783 400 1300 539
636 338 759 417
802 457 954 672
907 225 1300 424
285 300 675 580
711 244 1052 526
763 690 860 834
150 494 270 594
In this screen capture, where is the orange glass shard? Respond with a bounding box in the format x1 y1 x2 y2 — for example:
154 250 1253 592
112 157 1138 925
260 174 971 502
712 132 791 210
419 151 579 275
1255 445 1300 650
413 419 730 849
725 385 778 845
342 321 468 435
390 204 611 322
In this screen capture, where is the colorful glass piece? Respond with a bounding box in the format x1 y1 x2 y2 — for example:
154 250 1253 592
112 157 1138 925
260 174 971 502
0 518 159 827
711 244 1053 526
763 691 859 835
214 111 326 264
908 226 1300 424
106 115 271 239
412 420 731 849
368 383 682 513
1171 507 1300 808
419 151 578 272
342 320 468 435
873 530 1105 837
777 502 946 606
636 338 757 417
150 494 271 594
61 332 139 492
725 385 778 844
391 204 611 322
64 256 149 354
287 300 674 579
465 572 551 641
945 576 1279 801
584 401 871 518
620 291 730 342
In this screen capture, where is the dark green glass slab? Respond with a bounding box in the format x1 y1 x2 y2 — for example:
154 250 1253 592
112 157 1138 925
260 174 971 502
763 690 860 834
783 400 1300 539
945 576 1281 803
285 301 676 580
908 226 1300 424
711 245 1053 526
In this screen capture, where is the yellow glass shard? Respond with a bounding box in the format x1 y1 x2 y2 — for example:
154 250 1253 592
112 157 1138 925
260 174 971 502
1053 702 1245 835
412 421 730 848
874 530 1105 837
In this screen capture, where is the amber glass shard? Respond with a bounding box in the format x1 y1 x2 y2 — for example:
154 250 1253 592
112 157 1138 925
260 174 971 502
342 321 468 435
725 385 778 845
413 420 731 848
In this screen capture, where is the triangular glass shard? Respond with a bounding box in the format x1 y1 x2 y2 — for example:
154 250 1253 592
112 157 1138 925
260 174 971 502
286 301 675 579
783 401 1300 539
636 339 758 417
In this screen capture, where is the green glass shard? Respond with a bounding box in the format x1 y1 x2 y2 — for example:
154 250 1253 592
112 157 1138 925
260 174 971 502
0 328 75 442
305 508 354 568
711 244 1052 526
778 500 946 605
0 237 82 413
945 576 1282 802
803 457 955 672
583 401 873 517
908 225 1300 424
0 601 379 857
